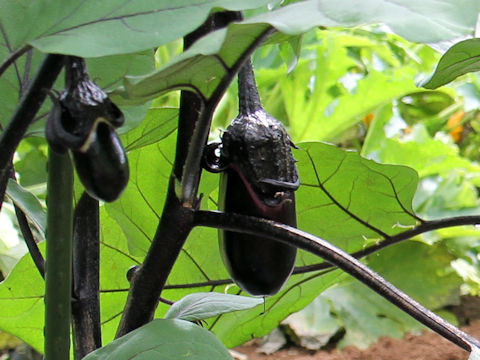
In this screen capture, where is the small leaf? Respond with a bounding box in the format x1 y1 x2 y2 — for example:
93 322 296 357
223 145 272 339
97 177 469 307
421 39 480 89
6 179 46 234
83 319 233 360
164 292 263 321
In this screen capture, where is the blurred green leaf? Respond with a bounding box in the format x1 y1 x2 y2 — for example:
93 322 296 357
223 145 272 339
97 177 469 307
377 125 480 179
421 39 480 89
322 241 462 349
83 319 233 360
164 293 263 321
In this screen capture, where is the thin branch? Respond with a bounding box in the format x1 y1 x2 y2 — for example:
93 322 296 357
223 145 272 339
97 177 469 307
8 170 45 278
0 39 31 78
294 215 480 273
193 210 480 353
14 204 45 278
0 54 65 214
109 215 480 291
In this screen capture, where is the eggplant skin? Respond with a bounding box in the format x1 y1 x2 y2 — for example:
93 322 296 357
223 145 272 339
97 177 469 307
73 122 129 202
219 169 297 296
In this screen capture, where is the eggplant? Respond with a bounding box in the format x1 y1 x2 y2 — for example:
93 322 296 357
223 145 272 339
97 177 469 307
46 57 128 202
206 59 299 296
72 121 129 202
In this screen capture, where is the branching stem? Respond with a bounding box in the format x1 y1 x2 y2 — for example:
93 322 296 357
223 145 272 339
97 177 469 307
194 210 480 353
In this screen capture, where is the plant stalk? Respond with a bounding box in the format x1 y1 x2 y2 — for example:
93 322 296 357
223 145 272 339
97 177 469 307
194 210 480 353
116 11 242 338
115 178 194 337
72 192 101 359
44 149 74 360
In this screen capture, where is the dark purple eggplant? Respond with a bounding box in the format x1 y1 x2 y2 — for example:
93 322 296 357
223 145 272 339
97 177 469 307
206 59 299 296
46 57 128 202
72 121 129 202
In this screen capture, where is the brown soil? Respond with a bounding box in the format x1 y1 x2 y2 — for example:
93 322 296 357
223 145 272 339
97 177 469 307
234 319 480 360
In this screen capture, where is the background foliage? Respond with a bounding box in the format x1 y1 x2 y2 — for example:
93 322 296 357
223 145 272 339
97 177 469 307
1 0 480 356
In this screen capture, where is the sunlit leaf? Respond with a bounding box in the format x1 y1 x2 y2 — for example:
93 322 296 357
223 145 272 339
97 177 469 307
164 293 263 321
6 179 46 234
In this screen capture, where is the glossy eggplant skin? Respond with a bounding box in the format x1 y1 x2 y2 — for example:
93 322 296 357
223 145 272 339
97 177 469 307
46 57 128 202
219 168 297 296
72 122 129 202
205 58 299 296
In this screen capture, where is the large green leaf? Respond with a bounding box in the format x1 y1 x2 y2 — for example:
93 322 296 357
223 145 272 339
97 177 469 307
111 0 478 105
295 142 419 251
4 0 475 59
421 39 480 89
249 0 479 43
83 319 232 360
121 108 178 152
0 243 45 352
0 0 271 57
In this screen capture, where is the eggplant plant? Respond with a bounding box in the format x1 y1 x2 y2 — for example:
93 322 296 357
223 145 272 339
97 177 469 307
1 2 480 360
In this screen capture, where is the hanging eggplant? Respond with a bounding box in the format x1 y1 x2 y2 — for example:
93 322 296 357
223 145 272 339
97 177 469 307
204 59 299 296
46 57 128 202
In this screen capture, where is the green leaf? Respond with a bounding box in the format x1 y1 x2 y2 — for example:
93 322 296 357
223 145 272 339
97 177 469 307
377 125 480 179
421 39 480 89
249 0 480 43
121 108 178 151
83 319 233 360
210 269 349 348
295 142 419 250
164 292 263 321
0 242 45 352
105 133 176 255
5 0 270 57
6 179 46 234
111 0 477 105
